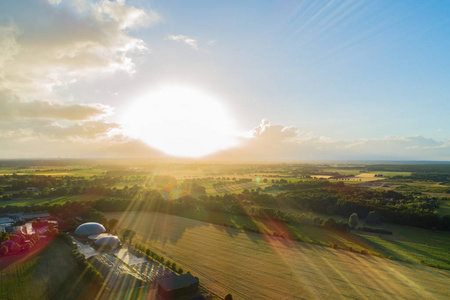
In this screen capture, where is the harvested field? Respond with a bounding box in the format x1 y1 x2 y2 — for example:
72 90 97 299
106 212 450 300
354 173 385 181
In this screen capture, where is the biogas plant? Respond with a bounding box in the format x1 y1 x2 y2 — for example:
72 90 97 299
74 222 121 250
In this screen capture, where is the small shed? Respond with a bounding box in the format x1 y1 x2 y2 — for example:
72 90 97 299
157 273 199 299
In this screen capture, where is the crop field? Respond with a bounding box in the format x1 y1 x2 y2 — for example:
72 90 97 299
436 199 450 216
0 194 108 207
323 168 412 178
206 182 271 194
106 211 450 300
354 173 385 181
0 167 105 177
173 207 450 270
0 238 101 300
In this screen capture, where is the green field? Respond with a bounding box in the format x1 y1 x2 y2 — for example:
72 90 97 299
0 194 110 207
0 167 105 177
106 211 450 300
0 238 101 300
437 199 450 216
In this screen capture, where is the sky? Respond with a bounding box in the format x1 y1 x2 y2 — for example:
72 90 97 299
0 0 449 161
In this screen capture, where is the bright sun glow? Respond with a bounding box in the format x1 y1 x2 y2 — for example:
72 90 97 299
122 86 238 157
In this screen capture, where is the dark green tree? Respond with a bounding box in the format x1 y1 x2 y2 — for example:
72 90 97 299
108 218 119 233
128 229 136 243
120 228 130 242
349 213 359 229
366 211 381 225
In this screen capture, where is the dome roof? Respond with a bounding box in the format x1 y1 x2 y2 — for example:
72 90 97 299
74 222 106 236
95 235 120 247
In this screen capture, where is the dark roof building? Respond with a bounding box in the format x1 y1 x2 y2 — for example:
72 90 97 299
157 273 199 300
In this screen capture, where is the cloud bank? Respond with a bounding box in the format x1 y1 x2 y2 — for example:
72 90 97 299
0 0 163 158
207 119 450 161
0 0 159 100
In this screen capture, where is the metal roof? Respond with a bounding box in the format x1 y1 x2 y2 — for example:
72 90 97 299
74 222 106 236
158 273 199 292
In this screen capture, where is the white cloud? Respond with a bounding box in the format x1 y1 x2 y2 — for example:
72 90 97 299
47 0 62 5
0 93 108 121
0 129 165 159
0 0 163 158
0 0 160 101
167 35 199 50
0 25 20 67
208 120 450 161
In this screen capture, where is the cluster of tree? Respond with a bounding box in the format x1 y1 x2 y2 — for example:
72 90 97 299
391 173 450 184
178 179 206 195
58 234 104 285
1 179 448 232
181 193 353 233
273 181 450 230
322 217 351 231
107 218 119 233
360 227 393 235
31 218 59 236
0 174 60 190
212 178 252 188
0 232 9 243
0 233 40 255
119 228 136 244
394 184 450 194
135 243 183 274
0 173 207 202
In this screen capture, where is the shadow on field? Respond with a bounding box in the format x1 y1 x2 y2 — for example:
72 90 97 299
390 239 450 268
212 223 242 239
355 234 410 265
243 230 261 244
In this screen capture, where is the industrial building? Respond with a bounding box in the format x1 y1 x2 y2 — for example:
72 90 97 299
74 222 106 236
94 235 121 250
157 273 199 299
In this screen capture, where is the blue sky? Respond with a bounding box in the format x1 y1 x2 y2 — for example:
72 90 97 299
138 0 450 139
0 0 449 160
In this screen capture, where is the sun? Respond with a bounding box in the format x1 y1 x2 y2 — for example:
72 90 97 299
122 85 238 157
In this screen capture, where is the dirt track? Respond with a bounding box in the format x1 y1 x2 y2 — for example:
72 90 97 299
106 211 450 300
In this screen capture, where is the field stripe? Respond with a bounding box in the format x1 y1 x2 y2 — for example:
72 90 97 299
107 212 450 300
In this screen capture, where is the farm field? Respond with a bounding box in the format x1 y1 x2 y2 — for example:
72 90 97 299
268 207 450 269
205 181 271 195
0 194 111 207
0 167 105 177
106 211 450 300
322 168 412 178
174 207 450 270
436 199 450 216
